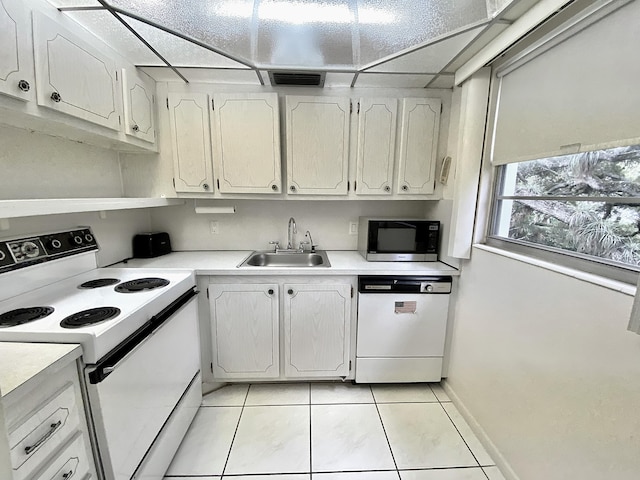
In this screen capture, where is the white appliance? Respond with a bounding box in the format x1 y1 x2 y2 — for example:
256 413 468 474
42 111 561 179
356 275 452 383
0 228 201 480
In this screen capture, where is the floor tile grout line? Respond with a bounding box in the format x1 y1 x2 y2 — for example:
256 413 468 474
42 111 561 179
219 384 251 477
438 401 484 469
370 384 401 479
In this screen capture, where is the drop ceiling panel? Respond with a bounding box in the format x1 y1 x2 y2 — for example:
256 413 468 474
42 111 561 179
357 0 488 66
107 0 255 64
324 72 357 86
446 22 510 72
368 25 486 73
427 75 455 89
140 67 261 84
47 0 100 6
355 73 435 88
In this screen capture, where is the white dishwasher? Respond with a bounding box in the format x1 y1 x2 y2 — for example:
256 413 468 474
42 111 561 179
356 276 452 383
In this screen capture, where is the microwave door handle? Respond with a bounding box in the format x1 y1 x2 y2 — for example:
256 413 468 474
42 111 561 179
88 288 198 384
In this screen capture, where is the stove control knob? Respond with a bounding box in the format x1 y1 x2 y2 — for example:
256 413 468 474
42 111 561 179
424 284 433 292
84 233 94 243
48 239 62 250
0 250 5 261
73 235 83 246
21 241 40 258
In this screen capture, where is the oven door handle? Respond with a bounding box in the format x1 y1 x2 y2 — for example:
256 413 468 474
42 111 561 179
88 287 198 384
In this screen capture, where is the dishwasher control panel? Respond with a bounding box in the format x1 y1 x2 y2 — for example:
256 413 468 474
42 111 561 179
359 276 452 294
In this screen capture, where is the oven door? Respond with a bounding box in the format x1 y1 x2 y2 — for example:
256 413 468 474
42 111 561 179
85 288 200 480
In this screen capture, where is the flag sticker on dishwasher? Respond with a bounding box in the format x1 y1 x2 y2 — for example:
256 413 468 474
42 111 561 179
395 301 416 314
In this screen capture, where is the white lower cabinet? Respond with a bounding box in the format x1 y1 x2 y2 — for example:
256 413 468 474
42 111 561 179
208 277 354 381
209 283 280 379
283 283 351 378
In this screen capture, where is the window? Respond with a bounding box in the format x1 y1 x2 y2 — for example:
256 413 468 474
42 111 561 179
488 145 640 282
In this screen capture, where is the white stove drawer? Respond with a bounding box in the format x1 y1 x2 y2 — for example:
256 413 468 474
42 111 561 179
9 382 80 480
32 432 92 480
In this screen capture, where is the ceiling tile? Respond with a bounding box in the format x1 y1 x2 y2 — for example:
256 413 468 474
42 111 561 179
368 25 486 73
139 68 262 84
355 73 435 88
46 0 100 6
324 72 358 87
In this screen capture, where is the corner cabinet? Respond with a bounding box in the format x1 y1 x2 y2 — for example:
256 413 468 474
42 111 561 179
283 283 351 378
212 93 282 194
32 12 120 131
121 68 156 145
168 92 215 193
208 283 280 379
285 96 350 195
0 0 34 102
355 97 398 196
396 97 441 195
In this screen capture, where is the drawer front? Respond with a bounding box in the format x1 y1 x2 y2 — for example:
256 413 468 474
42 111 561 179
32 432 92 480
9 382 80 480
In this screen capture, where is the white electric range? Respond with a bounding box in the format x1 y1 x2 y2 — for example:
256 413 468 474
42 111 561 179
0 228 202 480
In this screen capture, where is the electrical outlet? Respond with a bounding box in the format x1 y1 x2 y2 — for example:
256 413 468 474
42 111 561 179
349 221 358 235
210 221 219 235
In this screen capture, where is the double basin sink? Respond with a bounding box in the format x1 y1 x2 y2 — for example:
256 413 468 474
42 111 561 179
238 250 331 268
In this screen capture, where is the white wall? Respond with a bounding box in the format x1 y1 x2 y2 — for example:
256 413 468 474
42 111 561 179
150 199 427 251
447 247 640 480
0 124 123 199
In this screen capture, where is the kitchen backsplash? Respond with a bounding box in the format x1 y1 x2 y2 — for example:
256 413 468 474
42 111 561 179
149 199 428 251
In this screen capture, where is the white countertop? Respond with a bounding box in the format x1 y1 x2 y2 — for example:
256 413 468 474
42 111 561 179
117 251 459 276
0 343 81 399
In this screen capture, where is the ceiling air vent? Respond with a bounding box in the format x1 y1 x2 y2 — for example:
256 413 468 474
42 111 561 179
269 71 325 87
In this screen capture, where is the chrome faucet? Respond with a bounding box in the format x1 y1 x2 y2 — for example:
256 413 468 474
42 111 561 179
303 230 315 252
287 217 297 250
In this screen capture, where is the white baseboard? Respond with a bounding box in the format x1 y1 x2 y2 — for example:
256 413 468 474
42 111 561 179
442 380 521 480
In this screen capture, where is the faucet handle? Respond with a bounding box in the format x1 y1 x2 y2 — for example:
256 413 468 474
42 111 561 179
269 241 280 252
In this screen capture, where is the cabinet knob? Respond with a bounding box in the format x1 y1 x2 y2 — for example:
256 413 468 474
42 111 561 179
203 183 210 190
50 92 61 103
132 124 139 132
289 185 296 193
384 185 391 192
62 470 74 479
268 289 274 295
18 80 30 92
288 289 294 295
271 184 278 191
401 184 409 192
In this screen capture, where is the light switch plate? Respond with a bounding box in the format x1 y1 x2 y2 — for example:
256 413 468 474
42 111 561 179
210 221 219 234
349 221 358 235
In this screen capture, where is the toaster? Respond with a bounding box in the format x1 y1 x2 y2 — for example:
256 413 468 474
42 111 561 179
132 232 172 258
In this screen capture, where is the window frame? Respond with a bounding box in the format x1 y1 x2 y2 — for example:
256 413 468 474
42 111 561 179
486 164 640 285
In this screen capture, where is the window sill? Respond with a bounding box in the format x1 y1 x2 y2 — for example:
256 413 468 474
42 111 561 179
473 243 636 296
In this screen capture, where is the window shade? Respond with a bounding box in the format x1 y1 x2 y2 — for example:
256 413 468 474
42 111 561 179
491 0 640 165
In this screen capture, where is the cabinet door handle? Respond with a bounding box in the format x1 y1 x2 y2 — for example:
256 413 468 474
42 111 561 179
62 470 74 479
289 185 296 193
24 421 62 454
401 184 409 192
203 183 210 190
18 80 30 92
132 124 139 132
271 184 278 191
384 185 391 192
288 289 294 295
51 92 62 103
268 289 274 295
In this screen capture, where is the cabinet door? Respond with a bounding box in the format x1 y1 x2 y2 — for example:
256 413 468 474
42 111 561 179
355 98 397 195
283 283 351 378
33 12 119 130
209 284 279 379
122 68 156 144
212 93 282 194
285 96 350 195
168 92 215 193
396 98 441 195
0 0 34 102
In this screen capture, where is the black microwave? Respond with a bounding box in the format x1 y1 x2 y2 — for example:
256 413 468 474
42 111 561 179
358 218 440 261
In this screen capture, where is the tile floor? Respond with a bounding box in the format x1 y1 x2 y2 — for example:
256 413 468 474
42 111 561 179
164 383 506 480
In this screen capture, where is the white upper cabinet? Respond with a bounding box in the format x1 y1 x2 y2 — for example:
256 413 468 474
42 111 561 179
355 97 398 195
0 0 34 102
396 97 441 195
212 92 281 194
168 92 215 193
122 68 156 145
32 12 120 131
285 96 350 195
283 283 351 378
209 284 280 379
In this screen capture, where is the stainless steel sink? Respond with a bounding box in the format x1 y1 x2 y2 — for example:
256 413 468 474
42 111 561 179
238 250 331 268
